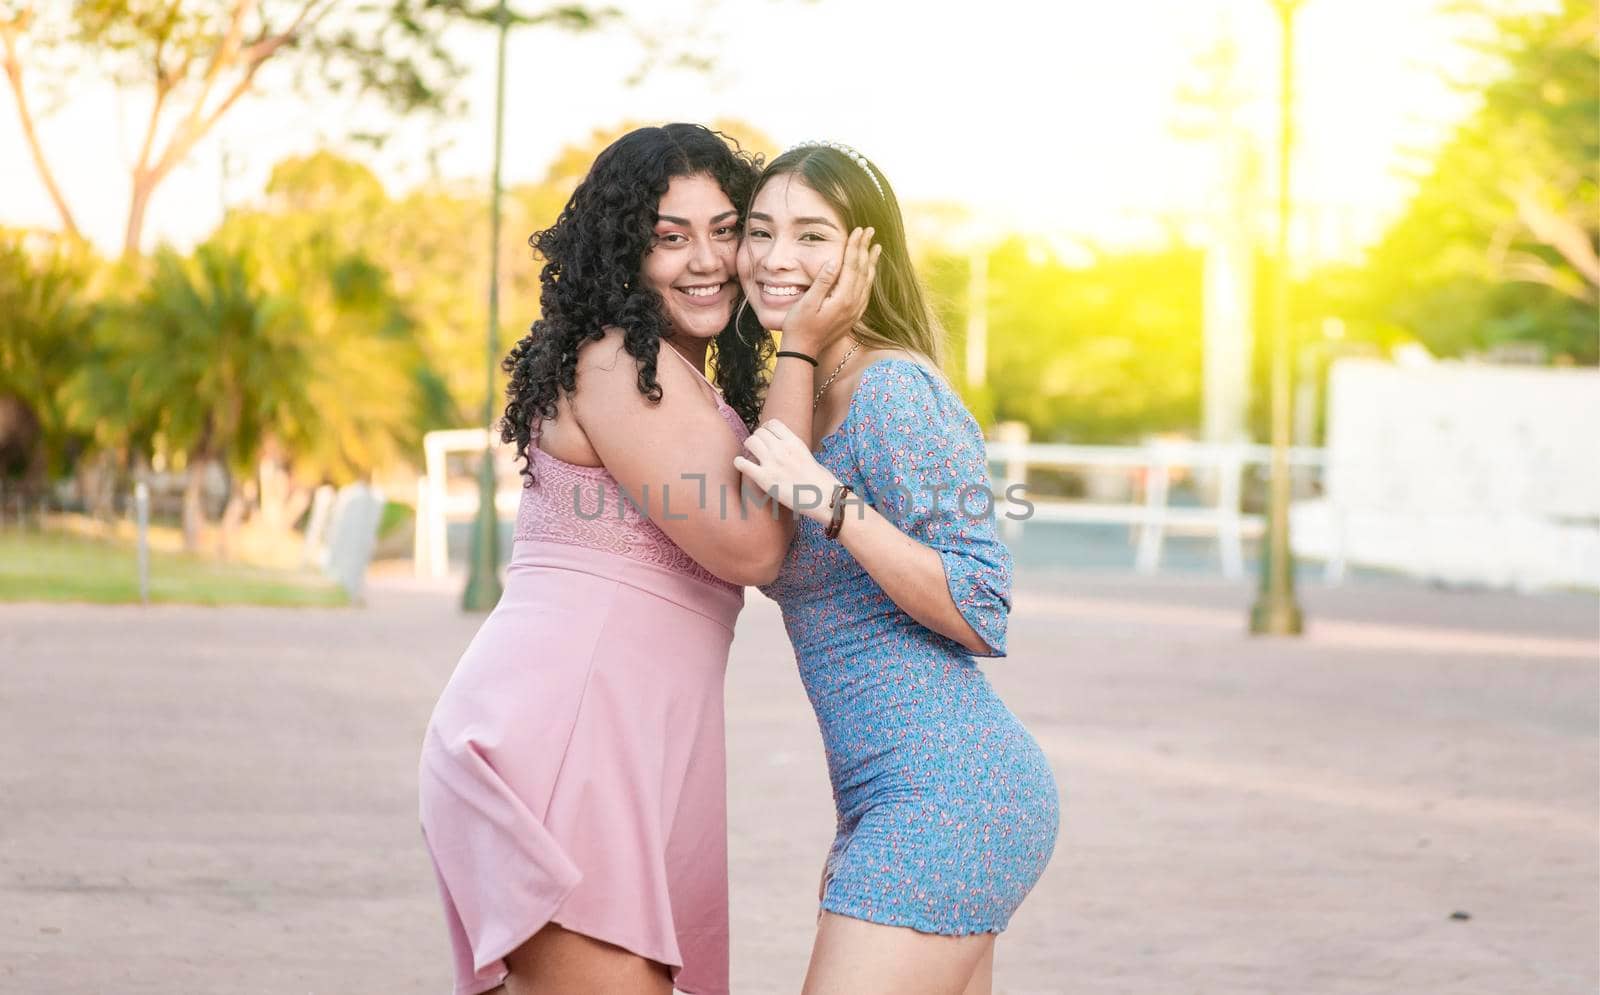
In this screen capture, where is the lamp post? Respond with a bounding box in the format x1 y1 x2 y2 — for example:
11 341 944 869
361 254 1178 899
462 0 511 612
966 243 988 391
1250 0 1305 635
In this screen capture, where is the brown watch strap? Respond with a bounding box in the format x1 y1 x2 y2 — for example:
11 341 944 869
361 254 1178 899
824 484 854 540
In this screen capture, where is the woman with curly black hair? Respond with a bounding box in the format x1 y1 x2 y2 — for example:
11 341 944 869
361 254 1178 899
418 123 875 995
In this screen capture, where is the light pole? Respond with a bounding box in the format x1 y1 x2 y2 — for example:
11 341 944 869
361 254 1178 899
1250 0 1305 635
463 0 511 612
966 243 988 391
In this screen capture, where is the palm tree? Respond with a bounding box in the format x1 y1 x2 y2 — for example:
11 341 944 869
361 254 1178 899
71 229 438 555
0 230 98 489
75 245 310 552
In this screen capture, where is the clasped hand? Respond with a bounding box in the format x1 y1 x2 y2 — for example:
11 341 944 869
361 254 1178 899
733 420 842 524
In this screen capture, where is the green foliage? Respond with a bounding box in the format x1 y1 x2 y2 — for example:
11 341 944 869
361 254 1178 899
0 230 100 474
926 239 1205 444
1350 0 1598 363
264 151 389 215
228 152 461 454
66 245 305 474
64 0 470 115
243 236 430 482
11 0 1589 490
3 1 612 253
64 220 430 486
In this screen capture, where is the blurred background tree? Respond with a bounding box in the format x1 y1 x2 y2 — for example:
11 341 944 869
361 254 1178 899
920 0 1597 449
0 230 100 484
1 0 1591 559
926 239 1205 444
0 0 608 256
66 244 307 551
1340 0 1598 364
0 2 737 557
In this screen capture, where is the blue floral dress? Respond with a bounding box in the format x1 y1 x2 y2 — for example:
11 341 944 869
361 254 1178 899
759 358 1060 935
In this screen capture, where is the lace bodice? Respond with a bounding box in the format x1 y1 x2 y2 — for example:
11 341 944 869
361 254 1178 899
512 361 750 595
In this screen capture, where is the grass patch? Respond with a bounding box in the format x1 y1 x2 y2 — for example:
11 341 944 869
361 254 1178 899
0 529 349 607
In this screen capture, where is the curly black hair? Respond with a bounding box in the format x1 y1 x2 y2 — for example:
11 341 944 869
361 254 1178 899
499 123 770 482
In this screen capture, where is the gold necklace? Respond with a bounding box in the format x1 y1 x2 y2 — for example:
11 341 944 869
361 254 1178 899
813 342 861 411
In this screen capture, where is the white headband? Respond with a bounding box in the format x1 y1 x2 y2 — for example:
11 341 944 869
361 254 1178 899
784 140 885 197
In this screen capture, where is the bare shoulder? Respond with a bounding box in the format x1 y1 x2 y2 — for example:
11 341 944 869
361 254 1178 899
574 325 631 380
571 327 706 419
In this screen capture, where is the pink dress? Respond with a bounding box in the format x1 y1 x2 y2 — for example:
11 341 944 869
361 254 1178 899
419 346 749 995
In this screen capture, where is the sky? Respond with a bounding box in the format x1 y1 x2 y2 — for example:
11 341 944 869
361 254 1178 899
0 0 1553 260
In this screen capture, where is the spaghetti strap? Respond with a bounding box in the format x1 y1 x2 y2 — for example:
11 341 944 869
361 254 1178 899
662 342 723 397
530 344 725 462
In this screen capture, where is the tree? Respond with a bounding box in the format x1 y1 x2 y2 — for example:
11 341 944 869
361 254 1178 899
213 155 457 544
0 229 99 481
69 245 307 549
1351 0 1598 363
924 237 1206 444
0 0 607 256
65 228 429 553
241 219 441 544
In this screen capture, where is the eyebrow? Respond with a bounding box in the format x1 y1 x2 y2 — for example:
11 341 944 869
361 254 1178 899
747 212 839 231
656 210 739 226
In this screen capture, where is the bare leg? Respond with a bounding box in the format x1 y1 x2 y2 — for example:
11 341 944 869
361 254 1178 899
502 923 673 995
801 911 995 995
959 941 995 995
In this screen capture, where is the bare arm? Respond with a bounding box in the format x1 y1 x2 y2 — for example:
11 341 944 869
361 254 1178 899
572 329 784 586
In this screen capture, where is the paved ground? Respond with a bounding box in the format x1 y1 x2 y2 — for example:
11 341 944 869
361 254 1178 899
1 569 1595 994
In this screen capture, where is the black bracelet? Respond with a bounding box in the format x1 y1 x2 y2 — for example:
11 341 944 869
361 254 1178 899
776 350 819 367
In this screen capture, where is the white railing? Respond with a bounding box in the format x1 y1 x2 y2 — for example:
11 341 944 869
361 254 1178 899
413 427 1328 582
414 428 521 579
987 440 1326 579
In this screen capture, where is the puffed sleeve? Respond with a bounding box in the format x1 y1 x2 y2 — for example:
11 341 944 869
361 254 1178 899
844 360 1014 657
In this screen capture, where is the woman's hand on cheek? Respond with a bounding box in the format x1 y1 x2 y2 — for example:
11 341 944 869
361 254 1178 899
779 227 880 355
732 419 842 523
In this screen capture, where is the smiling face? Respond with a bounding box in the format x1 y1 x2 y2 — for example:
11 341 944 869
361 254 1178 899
737 174 849 331
640 173 741 340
